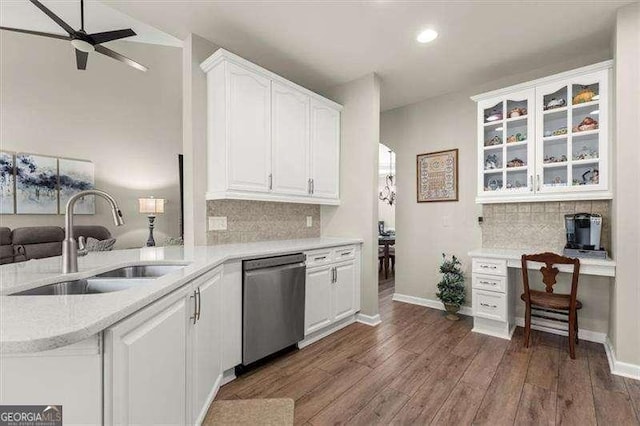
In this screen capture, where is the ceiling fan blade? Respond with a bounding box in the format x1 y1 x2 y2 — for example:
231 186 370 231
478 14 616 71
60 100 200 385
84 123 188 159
0 26 70 40
29 0 75 35
89 29 136 45
75 49 88 70
95 45 148 72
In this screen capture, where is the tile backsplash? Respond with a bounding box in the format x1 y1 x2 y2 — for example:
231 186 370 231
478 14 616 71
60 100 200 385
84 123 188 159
481 200 611 253
206 200 320 245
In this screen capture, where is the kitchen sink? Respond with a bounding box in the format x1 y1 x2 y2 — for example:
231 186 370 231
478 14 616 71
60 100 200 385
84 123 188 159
10 264 186 296
11 278 151 296
94 264 185 279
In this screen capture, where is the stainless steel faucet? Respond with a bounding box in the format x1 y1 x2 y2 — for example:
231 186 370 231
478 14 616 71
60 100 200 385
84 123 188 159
62 189 125 274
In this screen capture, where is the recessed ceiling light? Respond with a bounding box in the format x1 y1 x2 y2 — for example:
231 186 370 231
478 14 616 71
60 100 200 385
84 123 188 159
417 29 438 44
496 127 504 131
591 110 600 114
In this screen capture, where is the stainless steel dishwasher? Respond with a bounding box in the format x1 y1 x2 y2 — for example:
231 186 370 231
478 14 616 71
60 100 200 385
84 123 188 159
242 253 306 366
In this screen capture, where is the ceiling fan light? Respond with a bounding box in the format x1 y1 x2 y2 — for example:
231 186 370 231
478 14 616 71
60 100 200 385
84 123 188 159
71 39 94 53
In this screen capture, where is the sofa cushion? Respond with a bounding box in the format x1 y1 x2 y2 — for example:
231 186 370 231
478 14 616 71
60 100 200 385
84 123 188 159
11 227 64 245
0 227 11 246
14 242 63 262
12 227 65 262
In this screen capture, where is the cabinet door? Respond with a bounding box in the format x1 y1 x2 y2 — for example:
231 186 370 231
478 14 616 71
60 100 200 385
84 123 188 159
272 81 311 195
535 70 608 194
221 261 242 371
105 289 190 425
191 269 223 424
310 99 340 200
227 62 272 192
332 261 356 322
478 89 535 199
305 265 333 335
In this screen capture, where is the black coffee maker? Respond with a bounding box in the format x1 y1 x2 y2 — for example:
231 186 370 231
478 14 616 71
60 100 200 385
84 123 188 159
563 213 607 259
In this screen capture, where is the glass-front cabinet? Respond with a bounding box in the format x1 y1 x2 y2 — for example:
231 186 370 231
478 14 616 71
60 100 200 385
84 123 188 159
473 62 611 203
535 69 608 195
478 89 535 197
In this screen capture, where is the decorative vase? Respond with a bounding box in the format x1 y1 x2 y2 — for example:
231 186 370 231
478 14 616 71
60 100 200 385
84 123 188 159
444 303 461 321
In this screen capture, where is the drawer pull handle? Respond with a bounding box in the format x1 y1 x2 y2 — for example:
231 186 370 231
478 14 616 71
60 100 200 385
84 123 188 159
480 302 498 309
314 256 327 261
341 252 351 256
480 265 497 269
479 280 497 286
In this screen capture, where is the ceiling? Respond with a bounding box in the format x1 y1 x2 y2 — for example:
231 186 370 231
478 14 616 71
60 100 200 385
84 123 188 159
0 0 182 47
101 0 633 110
4 1 633 110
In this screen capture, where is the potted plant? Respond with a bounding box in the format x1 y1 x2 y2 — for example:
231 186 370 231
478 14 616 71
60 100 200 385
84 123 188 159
436 253 466 321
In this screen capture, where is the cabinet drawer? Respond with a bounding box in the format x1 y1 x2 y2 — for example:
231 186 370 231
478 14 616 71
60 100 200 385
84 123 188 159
305 249 333 267
333 246 356 262
472 258 507 276
472 274 506 293
472 289 507 322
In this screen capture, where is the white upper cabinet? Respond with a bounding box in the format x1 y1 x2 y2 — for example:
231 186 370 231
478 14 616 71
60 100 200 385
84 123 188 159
472 61 612 203
226 62 272 193
272 81 311 196
477 89 535 198
202 49 342 205
310 100 341 200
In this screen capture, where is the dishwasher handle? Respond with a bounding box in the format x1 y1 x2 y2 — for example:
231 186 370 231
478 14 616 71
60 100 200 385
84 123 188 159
243 261 306 278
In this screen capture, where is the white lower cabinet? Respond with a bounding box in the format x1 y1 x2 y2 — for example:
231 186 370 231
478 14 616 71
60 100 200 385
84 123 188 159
190 268 223 424
104 266 223 426
333 261 356 322
221 260 242 372
304 246 359 337
104 286 191 425
305 265 333 335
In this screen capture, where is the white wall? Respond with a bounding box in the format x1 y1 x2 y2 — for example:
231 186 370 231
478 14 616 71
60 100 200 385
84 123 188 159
0 32 182 248
321 73 381 317
380 50 612 307
610 2 640 367
182 34 219 247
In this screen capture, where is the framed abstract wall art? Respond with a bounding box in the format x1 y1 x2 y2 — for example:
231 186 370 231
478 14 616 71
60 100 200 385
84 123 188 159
1 152 95 215
416 148 459 202
15 153 58 214
0 151 15 214
59 158 95 214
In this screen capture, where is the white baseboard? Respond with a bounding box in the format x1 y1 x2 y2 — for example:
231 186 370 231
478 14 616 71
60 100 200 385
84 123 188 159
298 314 357 349
605 337 640 380
356 313 381 326
392 293 473 316
513 317 607 344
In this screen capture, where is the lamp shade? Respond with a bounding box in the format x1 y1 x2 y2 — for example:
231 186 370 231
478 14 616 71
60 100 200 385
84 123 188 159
138 197 165 214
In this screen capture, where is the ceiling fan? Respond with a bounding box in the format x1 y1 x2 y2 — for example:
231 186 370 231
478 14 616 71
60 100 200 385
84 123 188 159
0 0 147 71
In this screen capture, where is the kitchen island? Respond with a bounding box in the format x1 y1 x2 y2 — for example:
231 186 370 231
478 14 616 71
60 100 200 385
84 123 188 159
0 238 362 424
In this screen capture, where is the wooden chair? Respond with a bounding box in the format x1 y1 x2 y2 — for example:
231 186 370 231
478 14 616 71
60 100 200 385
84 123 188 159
521 252 582 359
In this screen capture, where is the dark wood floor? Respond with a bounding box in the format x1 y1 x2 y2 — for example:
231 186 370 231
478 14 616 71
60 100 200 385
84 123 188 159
210 276 640 425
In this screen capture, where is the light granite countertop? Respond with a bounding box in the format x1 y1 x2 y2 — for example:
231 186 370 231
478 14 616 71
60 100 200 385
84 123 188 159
0 237 362 354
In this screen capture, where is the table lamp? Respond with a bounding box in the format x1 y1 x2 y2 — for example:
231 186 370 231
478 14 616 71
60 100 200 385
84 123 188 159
138 197 165 247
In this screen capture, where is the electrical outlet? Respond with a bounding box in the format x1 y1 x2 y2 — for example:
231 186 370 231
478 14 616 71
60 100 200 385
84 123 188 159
208 216 227 231
306 216 313 227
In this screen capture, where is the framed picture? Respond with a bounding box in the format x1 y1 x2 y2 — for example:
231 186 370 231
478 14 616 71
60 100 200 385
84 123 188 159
59 158 95 214
15 153 58 214
416 148 459 202
0 151 15 214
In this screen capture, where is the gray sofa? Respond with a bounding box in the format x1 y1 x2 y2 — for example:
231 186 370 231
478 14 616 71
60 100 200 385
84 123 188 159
0 226 112 264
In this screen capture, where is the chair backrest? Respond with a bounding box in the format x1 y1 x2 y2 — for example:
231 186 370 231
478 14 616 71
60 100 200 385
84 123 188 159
521 252 581 303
